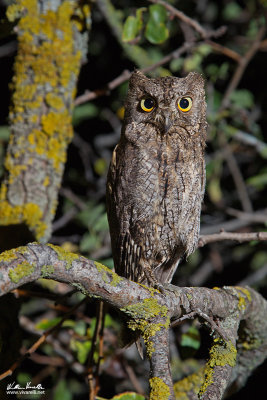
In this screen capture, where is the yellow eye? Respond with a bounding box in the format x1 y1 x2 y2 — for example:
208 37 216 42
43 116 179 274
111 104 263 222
177 97 193 112
140 97 155 112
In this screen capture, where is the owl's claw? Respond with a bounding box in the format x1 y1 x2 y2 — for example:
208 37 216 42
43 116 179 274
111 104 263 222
162 283 180 296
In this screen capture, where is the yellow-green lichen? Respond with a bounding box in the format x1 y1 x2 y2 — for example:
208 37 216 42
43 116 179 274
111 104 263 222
0 201 47 240
123 298 168 320
71 282 94 298
199 339 236 397
174 367 205 400
149 377 170 400
123 298 170 357
138 282 160 296
48 243 79 270
0 247 25 263
9 261 35 284
128 318 170 357
2 0 85 242
41 265 55 277
235 286 252 312
94 261 123 286
240 337 261 351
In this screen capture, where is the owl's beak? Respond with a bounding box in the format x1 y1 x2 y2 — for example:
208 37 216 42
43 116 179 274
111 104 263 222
164 115 173 133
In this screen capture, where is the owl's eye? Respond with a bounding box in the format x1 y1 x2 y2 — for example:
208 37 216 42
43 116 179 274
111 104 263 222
177 97 193 112
140 97 155 112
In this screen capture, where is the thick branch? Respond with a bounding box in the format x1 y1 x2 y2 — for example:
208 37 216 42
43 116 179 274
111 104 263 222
0 243 266 399
0 0 89 243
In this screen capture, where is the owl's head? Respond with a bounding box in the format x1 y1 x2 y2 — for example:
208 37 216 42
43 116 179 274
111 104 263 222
123 70 207 140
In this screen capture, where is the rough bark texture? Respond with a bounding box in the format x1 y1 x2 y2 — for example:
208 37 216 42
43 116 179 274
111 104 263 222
0 243 266 399
0 0 90 243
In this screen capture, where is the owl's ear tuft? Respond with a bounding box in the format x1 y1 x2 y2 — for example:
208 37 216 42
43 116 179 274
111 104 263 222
129 70 148 89
185 72 205 88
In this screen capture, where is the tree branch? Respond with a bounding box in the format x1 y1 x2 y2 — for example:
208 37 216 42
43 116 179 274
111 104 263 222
199 231 267 246
0 243 266 399
148 0 226 39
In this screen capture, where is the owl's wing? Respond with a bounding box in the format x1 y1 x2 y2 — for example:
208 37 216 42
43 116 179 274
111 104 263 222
107 143 146 282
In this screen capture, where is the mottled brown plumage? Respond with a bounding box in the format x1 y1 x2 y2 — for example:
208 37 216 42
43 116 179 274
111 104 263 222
107 71 207 287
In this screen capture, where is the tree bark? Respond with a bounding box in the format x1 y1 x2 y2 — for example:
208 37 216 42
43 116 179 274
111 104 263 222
0 0 90 244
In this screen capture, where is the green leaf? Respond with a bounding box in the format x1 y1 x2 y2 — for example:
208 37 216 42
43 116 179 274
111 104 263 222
222 2 242 20
72 103 98 126
94 158 108 176
247 169 267 190
181 326 201 350
184 53 202 72
80 233 100 253
0 125 10 141
109 392 146 400
35 317 61 330
94 213 109 232
122 16 139 42
197 44 212 56
71 339 91 364
54 380 72 400
169 57 184 73
122 8 146 42
230 89 254 109
62 319 76 328
260 146 267 159
73 320 87 336
207 178 222 203
251 251 267 270
76 202 105 228
17 372 32 385
145 4 169 44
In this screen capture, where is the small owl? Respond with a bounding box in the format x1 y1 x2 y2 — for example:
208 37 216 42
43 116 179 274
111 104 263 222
106 71 207 287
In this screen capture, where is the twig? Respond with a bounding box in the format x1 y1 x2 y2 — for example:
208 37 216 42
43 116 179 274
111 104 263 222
74 8 228 107
0 297 87 380
74 44 192 106
238 264 267 286
171 309 228 342
205 40 241 62
52 207 78 232
199 231 267 246
222 143 253 213
226 207 267 223
220 24 266 110
87 300 105 400
95 302 106 396
59 187 87 210
75 70 131 105
231 130 267 155
201 217 264 235
149 0 226 39
123 360 145 395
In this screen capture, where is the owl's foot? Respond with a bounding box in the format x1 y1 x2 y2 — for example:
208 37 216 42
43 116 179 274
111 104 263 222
141 260 162 291
162 283 181 296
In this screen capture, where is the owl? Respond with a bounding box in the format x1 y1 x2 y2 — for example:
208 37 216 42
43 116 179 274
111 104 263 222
106 71 207 288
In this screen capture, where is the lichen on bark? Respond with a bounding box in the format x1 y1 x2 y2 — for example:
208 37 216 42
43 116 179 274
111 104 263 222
0 0 90 242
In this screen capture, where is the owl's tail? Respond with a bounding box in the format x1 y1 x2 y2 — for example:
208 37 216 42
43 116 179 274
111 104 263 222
119 321 144 359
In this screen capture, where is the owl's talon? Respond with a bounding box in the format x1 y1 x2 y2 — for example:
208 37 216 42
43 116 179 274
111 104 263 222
162 283 180 296
153 282 165 294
